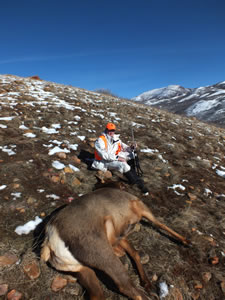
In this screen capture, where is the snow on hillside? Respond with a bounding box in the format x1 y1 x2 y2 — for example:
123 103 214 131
133 82 225 128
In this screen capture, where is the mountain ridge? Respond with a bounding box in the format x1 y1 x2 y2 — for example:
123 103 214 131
133 81 225 128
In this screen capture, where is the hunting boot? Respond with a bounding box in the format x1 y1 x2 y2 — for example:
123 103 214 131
124 170 149 195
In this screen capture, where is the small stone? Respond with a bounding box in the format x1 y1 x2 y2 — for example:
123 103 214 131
202 272 212 283
0 284 8 296
51 175 60 183
209 256 219 265
152 274 158 281
0 253 18 266
194 281 203 289
51 276 68 292
139 251 149 264
64 167 74 173
12 183 20 189
72 178 81 186
27 196 36 204
56 152 67 159
96 170 112 182
7 289 22 300
164 173 170 177
23 260 40 280
187 193 197 201
71 156 81 164
40 212 46 217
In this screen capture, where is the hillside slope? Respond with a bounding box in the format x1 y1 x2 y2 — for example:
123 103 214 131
0 75 225 299
133 82 225 128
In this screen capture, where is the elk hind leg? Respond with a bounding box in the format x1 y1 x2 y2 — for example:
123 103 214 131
76 266 105 300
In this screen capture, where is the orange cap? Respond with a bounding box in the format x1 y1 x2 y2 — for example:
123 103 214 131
106 122 116 130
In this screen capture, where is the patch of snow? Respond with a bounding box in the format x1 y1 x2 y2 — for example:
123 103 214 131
19 124 29 130
52 160 65 170
69 164 80 172
159 282 169 299
77 135 85 141
0 117 15 121
42 126 59 134
23 132 36 138
0 185 7 190
187 99 219 115
48 146 70 155
140 148 159 154
216 169 225 178
46 194 60 200
15 216 42 235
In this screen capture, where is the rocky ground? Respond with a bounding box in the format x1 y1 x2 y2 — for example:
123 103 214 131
0 75 225 300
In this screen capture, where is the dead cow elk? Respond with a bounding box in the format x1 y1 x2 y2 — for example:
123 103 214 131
41 188 189 300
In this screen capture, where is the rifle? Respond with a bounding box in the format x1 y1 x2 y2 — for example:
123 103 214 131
131 127 144 177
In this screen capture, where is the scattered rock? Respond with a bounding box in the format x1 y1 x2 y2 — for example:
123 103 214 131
202 272 212 283
187 193 197 201
194 281 203 290
23 260 40 280
152 274 158 282
0 253 18 267
7 289 22 300
208 256 219 265
56 152 67 159
0 283 8 296
72 177 81 186
51 276 68 292
96 170 112 182
50 175 60 183
71 155 81 164
27 196 37 204
139 251 149 264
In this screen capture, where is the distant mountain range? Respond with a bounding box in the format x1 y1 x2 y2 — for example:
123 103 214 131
132 82 225 128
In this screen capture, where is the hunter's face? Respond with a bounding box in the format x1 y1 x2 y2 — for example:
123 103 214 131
108 130 115 137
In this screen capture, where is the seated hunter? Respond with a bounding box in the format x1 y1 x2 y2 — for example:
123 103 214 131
92 122 148 195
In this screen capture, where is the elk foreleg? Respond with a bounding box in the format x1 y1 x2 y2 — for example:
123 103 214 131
119 238 151 293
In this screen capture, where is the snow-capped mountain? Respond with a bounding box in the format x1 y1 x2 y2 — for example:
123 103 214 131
133 82 225 128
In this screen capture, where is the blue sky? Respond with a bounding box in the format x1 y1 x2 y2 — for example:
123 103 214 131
1 0 225 98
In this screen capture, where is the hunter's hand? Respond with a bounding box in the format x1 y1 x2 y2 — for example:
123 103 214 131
130 142 137 150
